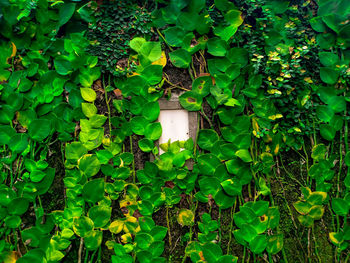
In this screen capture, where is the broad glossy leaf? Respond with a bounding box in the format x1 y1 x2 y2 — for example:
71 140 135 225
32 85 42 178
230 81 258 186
144 122 162 141
320 124 336 141
138 138 154 152
169 49 191 68
78 154 101 177
332 198 350 216
129 37 146 52
250 235 266 254
197 129 219 151
82 103 97 118
28 119 51 141
207 38 228 57
82 178 105 203
142 101 160 122
8 133 28 154
88 205 111 228
320 67 339 85
80 88 97 102
266 234 283 254
179 91 202 111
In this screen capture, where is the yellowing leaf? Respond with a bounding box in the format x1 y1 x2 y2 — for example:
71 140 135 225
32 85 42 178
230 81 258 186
152 51 167 67
10 42 16 58
252 117 259 133
329 232 342 245
109 220 124 234
4 251 19 263
80 88 97 102
177 209 194 226
121 233 132 243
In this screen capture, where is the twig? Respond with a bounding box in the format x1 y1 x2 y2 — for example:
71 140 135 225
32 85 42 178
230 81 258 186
78 238 84 263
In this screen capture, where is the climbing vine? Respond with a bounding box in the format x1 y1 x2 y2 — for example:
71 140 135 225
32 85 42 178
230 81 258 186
0 0 350 262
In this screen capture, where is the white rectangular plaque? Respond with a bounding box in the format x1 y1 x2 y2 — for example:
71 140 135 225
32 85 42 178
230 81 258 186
158 109 189 153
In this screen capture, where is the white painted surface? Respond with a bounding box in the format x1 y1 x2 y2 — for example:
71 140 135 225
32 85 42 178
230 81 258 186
158 110 189 153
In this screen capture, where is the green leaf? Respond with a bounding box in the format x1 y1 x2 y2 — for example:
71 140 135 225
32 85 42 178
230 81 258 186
88 205 111 228
142 101 160 122
81 88 97 102
320 67 339 85
332 198 350 216
90 114 107 128
138 138 154 152
316 105 334 122
197 129 219 151
266 234 283 254
130 37 146 53
139 42 162 63
59 3 76 26
73 216 94 237
207 38 228 57
308 205 324 220
84 230 103 250
320 124 336 141
311 144 327 161
30 170 46 182
54 57 73 75
319 52 339 67
82 178 105 203
78 154 101 177
221 178 242 196
164 27 186 47
235 149 252 162
169 49 191 68
144 122 162 141
250 235 267 254
198 154 221 176
82 103 97 118
66 142 88 161
179 91 202 111
5 215 21 228
224 9 243 27
345 152 350 167
328 96 346 113
8 133 28 154
8 198 29 215
131 116 149 135
28 119 51 141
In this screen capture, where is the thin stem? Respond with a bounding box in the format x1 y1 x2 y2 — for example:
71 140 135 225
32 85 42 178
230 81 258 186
166 206 172 247
312 225 322 263
227 197 236 255
130 136 136 184
78 238 84 263
103 74 112 135
200 108 213 129
156 28 174 51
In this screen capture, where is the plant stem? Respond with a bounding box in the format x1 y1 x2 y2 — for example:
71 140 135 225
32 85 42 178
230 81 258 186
130 136 136 184
166 205 172 247
200 108 213 129
156 28 173 51
227 198 236 254
103 74 112 135
78 238 84 263
312 225 321 263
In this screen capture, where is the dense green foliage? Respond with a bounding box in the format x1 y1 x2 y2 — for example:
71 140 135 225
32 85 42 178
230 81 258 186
0 0 350 262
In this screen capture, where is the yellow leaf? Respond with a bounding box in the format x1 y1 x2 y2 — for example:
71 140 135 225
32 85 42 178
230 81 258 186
109 220 124 234
152 51 167 67
121 233 132 243
4 251 18 263
329 232 341 245
10 42 16 58
177 209 194 226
